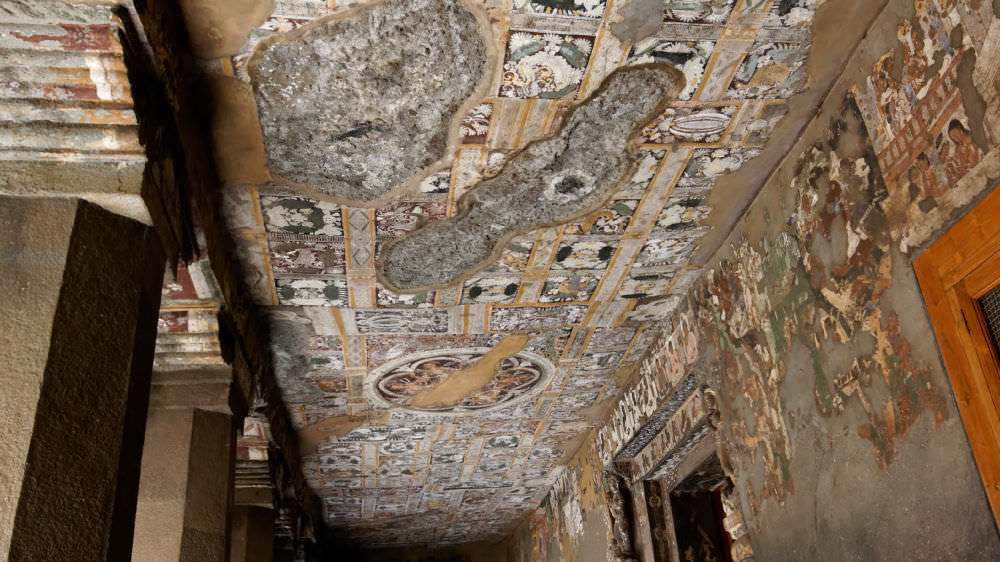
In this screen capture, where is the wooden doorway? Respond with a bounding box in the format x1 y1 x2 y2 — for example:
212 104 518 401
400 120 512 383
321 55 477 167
914 184 1000 529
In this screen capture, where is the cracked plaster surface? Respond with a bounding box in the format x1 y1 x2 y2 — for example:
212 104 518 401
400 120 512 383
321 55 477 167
248 0 492 205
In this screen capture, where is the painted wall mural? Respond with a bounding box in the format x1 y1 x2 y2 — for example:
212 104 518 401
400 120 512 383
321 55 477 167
510 0 1000 559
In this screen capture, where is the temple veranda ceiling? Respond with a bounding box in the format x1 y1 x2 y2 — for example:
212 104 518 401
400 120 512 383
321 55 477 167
210 0 825 547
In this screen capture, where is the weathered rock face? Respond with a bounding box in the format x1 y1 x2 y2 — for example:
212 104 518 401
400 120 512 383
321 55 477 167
248 0 489 205
378 64 681 292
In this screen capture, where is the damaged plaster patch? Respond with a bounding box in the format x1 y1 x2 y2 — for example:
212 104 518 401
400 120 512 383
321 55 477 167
248 0 492 206
378 64 682 292
609 0 663 44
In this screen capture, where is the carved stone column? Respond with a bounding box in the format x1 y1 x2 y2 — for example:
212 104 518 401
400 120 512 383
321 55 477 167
130 366 235 562
231 506 276 562
0 195 164 560
231 416 276 562
132 263 236 562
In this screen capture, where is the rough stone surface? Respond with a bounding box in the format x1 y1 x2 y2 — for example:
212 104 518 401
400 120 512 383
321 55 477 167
132 404 233 562
1 196 163 560
0 0 113 23
379 64 681 291
248 0 490 205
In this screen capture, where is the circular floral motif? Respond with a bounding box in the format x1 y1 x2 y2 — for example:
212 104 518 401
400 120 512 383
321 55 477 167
368 348 554 415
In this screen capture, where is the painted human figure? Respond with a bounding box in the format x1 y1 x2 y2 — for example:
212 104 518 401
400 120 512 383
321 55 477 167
871 54 910 136
915 152 941 198
897 19 926 102
944 119 982 183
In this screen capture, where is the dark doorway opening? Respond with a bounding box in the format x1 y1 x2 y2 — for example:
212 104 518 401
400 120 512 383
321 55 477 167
667 456 734 562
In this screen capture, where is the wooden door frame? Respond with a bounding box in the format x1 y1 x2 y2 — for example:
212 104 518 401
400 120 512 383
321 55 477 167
914 184 1000 529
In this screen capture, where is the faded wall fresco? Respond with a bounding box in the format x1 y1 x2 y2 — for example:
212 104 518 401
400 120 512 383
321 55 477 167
508 0 1000 560
508 433 612 562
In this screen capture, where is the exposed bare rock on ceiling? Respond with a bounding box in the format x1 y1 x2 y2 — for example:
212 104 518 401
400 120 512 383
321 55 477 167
247 0 491 206
378 64 682 292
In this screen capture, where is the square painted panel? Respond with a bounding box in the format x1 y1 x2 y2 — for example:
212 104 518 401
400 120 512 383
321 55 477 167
642 105 737 144
419 170 452 194
551 392 600 413
460 103 493 144
563 372 611 391
375 201 447 238
308 352 346 371
462 276 522 304
376 285 436 308
727 41 811 99
487 239 535 273
260 195 343 236
762 0 821 28
539 274 600 302
490 305 589 331
551 239 618 269
312 376 348 393
633 237 696 268
307 335 343 352
268 240 346 275
587 327 637 350
484 435 521 449
683 147 762 181
618 272 678 299
276 278 348 306
355 310 449 333
627 40 715 100
565 200 639 235
579 351 624 371
654 200 711 232
663 0 735 24
512 0 606 17
366 335 479 367
619 150 668 193
743 102 790 145
499 32 593 99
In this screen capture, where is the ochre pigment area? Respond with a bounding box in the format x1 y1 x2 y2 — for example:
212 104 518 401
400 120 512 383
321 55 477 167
409 334 530 409
378 64 682 292
248 0 490 205
299 411 391 454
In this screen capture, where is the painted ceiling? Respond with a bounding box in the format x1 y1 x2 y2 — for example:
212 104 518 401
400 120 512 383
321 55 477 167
218 0 824 547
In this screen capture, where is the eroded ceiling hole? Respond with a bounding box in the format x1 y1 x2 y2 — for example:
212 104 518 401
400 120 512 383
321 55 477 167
378 64 683 292
248 0 490 205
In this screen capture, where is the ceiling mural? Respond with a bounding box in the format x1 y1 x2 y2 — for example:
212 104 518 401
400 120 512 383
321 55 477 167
220 0 825 547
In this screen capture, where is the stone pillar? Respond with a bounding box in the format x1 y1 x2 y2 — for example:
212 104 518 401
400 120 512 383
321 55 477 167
131 366 235 562
231 416 276 562
0 195 164 560
230 506 275 562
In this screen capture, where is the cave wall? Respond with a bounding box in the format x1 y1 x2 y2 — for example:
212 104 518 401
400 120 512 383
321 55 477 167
508 0 1000 559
